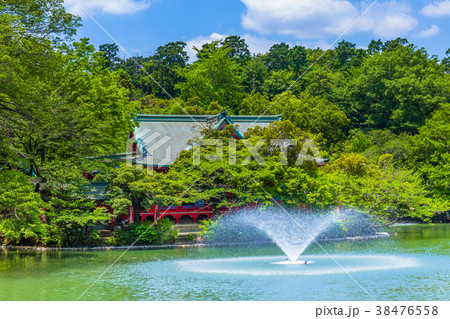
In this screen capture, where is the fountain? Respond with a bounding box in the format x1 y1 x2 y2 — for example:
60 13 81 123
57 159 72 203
178 208 417 282
237 209 335 262
177 208 408 277
201 208 340 262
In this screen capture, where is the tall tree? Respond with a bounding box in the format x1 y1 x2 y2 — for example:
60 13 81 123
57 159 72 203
176 46 244 112
99 43 122 70
265 43 290 71
0 0 81 41
288 45 308 76
442 48 450 73
346 45 450 132
140 41 188 98
221 35 251 63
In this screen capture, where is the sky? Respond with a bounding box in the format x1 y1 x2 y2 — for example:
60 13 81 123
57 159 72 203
63 0 450 61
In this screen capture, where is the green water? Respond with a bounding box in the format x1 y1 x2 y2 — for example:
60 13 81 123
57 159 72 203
0 224 448 301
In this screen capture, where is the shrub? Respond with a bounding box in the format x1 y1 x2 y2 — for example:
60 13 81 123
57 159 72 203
155 217 178 244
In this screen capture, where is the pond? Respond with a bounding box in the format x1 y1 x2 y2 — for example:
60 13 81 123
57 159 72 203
0 224 448 301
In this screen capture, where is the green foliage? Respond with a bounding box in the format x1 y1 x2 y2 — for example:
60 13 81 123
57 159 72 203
88 229 102 246
140 41 188 98
346 45 450 132
176 45 244 112
1 0 449 241
0 170 45 244
328 153 448 221
241 91 349 145
101 163 183 216
155 217 178 244
116 219 178 245
198 217 222 241
410 103 450 199
0 0 81 42
0 2 136 246
105 236 118 246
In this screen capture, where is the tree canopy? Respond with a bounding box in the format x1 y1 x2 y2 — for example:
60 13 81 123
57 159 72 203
1 0 449 246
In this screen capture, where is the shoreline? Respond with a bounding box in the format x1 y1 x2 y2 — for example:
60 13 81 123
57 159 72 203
0 232 390 252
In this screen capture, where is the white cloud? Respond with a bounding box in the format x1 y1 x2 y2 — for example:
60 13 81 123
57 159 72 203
416 25 440 37
241 0 357 39
241 34 278 55
64 0 151 17
421 1 450 17
185 33 227 61
185 33 281 61
297 40 333 50
241 0 418 39
356 2 418 38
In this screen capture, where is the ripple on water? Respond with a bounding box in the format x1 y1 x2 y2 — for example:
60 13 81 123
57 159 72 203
177 255 418 276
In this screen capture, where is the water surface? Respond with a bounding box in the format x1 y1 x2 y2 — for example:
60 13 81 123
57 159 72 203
0 224 448 301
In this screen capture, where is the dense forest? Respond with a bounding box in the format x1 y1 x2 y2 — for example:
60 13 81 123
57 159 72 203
1 0 449 246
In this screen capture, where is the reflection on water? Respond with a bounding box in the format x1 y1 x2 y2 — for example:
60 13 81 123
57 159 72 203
0 224 449 301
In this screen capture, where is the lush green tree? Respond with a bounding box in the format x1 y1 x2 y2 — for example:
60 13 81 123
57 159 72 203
0 170 46 244
100 164 183 218
1 33 137 178
368 39 383 55
140 41 188 98
0 0 81 41
99 43 122 70
382 37 409 51
241 55 268 93
333 40 366 69
0 3 139 246
328 153 447 221
176 46 244 112
265 43 290 71
242 91 349 146
239 92 271 115
221 35 251 63
116 55 150 95
288 45 308 76
442 48 450 73
261 69 297 99
346 45 450 132
410 103 450 199
168 121 337 209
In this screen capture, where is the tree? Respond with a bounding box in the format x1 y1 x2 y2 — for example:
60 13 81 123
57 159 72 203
288 45 308 76
265 43 290 71
261 69 297 99
241 54 268 93
442 48 450 73
410 103 450 199
327 153 447 221
221 35 251 63
0 0 81 41
140 41 188 98
239 92 270 115
382 38 409 51
99 43 122 70
333 40 366 69
346 45 450 132
0 170 46 244
0 6 138 245
169 121 333 209
244 91 349 146
368 39 383 55
176 46 244 112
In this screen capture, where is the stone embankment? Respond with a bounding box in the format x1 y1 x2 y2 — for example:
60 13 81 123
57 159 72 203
1 232 389 252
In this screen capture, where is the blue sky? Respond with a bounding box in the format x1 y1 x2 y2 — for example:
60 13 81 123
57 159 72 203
64 0 450 61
